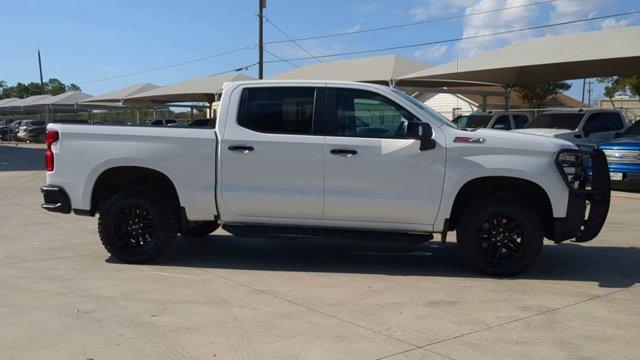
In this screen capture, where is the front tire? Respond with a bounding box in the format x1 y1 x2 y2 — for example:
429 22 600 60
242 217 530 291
98 188 178 263
456 194 543 276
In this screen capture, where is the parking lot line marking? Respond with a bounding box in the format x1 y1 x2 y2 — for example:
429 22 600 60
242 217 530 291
375 284 638 360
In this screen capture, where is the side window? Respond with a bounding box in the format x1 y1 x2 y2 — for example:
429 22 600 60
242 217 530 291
238 87 316 135
602 113 625 131
166 119 177 125
513 115 530 129
329 88 419 138
491 115 511 130
584 113 608 134
150 120 162 126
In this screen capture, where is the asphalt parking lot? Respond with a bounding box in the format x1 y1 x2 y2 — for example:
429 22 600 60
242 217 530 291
1 142 639 360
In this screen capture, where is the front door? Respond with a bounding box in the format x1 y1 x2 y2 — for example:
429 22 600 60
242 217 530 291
322 87 445 228
220 86 325 220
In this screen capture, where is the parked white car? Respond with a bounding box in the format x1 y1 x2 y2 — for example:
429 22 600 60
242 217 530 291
515 109 628 148
40 80 610 275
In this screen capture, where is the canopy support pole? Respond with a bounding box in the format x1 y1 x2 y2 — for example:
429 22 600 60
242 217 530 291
503 86 511 111
481 95 488 112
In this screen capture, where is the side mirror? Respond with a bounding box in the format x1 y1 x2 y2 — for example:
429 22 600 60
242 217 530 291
492 124 508 130
574 133 583 139
407 122 436 151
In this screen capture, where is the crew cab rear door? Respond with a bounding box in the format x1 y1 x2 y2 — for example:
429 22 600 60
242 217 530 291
219 85 325 220
322 87 445 228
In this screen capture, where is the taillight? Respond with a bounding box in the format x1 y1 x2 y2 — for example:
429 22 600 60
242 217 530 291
45 130 59 172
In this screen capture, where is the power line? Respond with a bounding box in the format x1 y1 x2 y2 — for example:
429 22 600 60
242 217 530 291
78 46 254 84
266 0 559 44
264 9 640 63
265 17 323 63
264 48 300 68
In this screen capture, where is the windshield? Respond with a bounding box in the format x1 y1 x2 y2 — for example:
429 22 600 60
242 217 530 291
526 113 583 130
624 121 640 137
462 114 493 128
391 89 456 128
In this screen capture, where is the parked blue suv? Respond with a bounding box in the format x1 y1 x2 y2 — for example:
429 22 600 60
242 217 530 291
599 121 640 191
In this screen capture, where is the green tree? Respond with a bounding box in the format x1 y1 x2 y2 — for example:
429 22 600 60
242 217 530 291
513 81 572 108
46 78 67 95
66 83 81 92
598 75 640 108
0 78 82 99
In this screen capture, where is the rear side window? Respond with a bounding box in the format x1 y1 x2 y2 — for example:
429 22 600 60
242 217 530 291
584 112 624 133
513 115 530 128
465 115 493 128
238 87 316 135
527 113 583 130
491 115 511 130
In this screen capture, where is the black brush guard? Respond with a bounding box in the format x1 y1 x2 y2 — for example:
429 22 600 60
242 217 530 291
551 149 611 243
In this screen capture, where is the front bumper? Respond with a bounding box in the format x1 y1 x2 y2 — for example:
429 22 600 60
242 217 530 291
550 149 611 243
41 185 72 214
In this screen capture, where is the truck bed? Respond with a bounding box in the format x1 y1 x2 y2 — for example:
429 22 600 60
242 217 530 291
46 124 218 221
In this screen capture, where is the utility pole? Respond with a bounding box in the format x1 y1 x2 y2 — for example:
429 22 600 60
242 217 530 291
581 78 586 103
37 49 45 94
258 0 266 79
587 80 594 107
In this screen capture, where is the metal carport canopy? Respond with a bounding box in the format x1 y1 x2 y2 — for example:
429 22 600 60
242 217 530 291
400 25 640 86
124 73 255 104
26 91 93 107
80 83 160 104
269 54 497 88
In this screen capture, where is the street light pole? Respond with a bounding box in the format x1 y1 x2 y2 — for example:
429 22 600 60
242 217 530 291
258 0 266 79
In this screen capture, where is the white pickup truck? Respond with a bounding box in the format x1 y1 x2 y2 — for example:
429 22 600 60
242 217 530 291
41 80 611 275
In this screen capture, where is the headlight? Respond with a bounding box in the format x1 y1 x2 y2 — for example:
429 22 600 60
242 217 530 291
603 150 640 164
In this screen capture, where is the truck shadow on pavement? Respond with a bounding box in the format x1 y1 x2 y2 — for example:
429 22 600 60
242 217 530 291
122 235 640 289
0 144 44 171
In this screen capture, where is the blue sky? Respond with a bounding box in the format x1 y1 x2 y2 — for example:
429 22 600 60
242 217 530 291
2 0 639 103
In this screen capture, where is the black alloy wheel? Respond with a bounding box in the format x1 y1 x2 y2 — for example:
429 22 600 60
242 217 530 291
111 204 159 254
475 213 525 264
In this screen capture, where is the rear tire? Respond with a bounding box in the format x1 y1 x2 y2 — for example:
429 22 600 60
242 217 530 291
180 221 220 238
98 188 178 263
456 194 543 276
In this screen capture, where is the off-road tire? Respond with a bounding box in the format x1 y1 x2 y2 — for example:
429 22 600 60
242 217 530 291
180 221 220 238
456 194 543 276
98 188 178 263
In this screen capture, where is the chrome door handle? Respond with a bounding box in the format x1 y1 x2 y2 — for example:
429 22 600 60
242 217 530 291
228 145 254 153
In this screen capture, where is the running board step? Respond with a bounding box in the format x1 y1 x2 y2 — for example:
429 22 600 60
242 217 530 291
222 224 433 245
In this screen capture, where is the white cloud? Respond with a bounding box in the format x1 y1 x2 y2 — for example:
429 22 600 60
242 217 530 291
410 0 476 20
414 44 448 61
601 17 630 29
548 0 617 34
457 0 538 58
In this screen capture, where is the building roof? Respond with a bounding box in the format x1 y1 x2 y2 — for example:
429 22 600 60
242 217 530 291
401 25 640 86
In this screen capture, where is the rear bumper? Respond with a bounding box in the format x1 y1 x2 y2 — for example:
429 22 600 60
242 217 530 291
550 149 611 243
40 185 72 214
